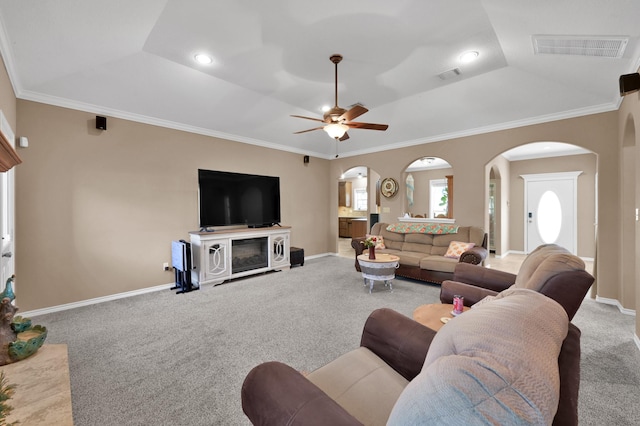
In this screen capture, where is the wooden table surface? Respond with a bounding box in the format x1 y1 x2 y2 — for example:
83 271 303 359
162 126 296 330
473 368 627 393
412 303 470 332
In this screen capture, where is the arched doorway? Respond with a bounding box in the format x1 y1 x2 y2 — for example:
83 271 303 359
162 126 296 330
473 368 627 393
486 142 596 261
337 166 381 257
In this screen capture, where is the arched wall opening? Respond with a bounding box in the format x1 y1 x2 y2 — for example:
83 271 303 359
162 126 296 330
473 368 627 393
402 156 453 219
485 142 597 260
336 165 381 253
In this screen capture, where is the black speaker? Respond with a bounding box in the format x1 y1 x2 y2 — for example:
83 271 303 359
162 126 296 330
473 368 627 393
96 115 107 130
619 73 640 96
303 155 309 164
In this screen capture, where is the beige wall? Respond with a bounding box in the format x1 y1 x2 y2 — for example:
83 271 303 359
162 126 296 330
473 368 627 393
618 88 640 335
15 100 331 311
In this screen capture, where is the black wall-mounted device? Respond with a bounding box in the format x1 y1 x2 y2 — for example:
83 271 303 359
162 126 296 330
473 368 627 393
96 115 107 130
619 73 640 96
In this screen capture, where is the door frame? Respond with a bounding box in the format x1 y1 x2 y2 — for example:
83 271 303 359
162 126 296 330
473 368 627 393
521 171 582 254
0 111 16 294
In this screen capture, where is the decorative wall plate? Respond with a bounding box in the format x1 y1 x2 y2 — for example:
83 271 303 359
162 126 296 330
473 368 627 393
381 177 399 198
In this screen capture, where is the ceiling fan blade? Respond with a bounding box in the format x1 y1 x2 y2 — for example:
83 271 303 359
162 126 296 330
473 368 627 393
340 104 368 122
291 114 326 123
347 122 389 131
294 127 324 134
339 132 350 141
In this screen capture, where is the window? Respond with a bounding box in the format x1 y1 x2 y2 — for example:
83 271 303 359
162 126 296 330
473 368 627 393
429 179 448 218
354 188 367 211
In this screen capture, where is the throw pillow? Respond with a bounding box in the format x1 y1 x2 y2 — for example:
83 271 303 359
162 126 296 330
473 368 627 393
365 234 385 249
444 241 474 259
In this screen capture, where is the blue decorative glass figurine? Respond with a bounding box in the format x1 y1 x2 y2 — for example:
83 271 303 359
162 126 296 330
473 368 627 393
0 275 15 301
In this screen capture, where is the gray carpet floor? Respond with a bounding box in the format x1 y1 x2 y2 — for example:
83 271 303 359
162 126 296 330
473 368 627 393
33 256 639 425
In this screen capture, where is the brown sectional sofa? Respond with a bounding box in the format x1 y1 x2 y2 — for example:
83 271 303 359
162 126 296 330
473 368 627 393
351 222 488 284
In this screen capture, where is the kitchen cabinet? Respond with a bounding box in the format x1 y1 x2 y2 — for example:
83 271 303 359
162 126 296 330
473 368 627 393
339 217 367 238
339 217 349 237
338 181 352 207
351 219 368 238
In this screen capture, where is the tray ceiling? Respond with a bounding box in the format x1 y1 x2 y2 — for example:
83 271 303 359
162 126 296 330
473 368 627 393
0 0 638 158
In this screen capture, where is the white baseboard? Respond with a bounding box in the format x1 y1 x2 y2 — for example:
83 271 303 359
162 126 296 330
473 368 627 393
20 254 335 317
20 283 175 318
595 296 637 316
493 250 594 263
493 250 525 259
309 253 332 260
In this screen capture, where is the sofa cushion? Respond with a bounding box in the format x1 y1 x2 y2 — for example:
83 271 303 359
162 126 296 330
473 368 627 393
402 241 432 255
429 226 484 253
307 346 409 426
388 289 568 425
380 227 405 251
404 232 435 246
419 255 459 273
394 251 427 267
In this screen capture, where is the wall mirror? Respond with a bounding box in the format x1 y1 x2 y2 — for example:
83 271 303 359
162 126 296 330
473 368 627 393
403 157 454 219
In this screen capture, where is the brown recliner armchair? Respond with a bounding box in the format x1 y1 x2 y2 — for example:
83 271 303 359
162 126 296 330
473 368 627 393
440 244 594 320
242 296 582 426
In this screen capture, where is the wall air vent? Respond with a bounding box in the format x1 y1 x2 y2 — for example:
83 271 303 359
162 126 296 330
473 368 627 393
532 35 628 58
438 68 461 80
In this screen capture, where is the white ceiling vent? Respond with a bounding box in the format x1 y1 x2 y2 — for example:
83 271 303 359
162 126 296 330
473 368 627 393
438 68 461 80
532 35 628 58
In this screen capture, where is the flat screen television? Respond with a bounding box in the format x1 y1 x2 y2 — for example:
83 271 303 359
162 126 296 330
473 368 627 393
198 169 281 229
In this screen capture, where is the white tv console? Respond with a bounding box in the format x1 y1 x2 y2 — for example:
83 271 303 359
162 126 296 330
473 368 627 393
189 226 291 286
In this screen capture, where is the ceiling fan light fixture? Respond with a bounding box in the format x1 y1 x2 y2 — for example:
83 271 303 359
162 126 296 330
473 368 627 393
324 123 348 139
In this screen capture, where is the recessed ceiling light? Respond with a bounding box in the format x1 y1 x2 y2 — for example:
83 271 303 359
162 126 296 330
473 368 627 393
459 50 479 63
321 105 331 112
194 53 213 65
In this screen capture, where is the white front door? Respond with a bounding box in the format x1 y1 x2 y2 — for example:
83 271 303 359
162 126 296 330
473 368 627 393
522 172 581 254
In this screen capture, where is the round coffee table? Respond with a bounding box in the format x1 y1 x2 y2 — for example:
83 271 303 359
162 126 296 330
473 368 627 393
413 303 470 331
357 253 400 293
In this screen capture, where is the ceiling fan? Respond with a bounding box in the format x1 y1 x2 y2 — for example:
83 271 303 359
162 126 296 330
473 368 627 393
292 54 389 141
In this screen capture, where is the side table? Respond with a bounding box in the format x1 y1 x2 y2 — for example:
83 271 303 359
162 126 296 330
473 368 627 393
357 253 400 293
412 303 470 332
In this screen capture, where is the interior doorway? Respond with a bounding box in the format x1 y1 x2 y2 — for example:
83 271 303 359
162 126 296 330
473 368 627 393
337 166 380 257
522 172 581 254
0 113 16 294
